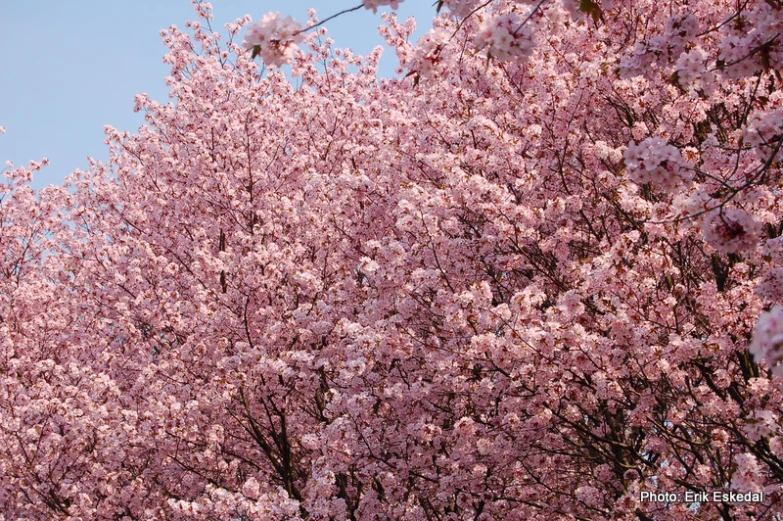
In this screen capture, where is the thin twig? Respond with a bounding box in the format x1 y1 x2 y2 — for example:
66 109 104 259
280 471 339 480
293 4 364 37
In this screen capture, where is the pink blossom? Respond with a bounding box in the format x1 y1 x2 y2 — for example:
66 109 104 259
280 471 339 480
242 477 261 500
702 208 761 255
441 0 483 18
475 12 536 62
623 137 691 191
243 12 304 67
665 13 700 39
575 486 601 507
363 0 404 14
731 453 764 492
750 305 783 377
675 47 713 89
757 267 783 303
744 107 783 162
412 26 452 78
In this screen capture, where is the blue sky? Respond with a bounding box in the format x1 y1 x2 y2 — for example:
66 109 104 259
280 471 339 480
0 1 433 190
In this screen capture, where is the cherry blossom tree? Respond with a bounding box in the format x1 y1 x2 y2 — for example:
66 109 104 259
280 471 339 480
2 0 783 519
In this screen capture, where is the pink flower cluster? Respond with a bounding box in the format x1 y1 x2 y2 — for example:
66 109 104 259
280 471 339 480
623 137 691 190
242 12 304 67
745 102 783 162
758 267 783 303
413 26 452 78
750 306 783 377
363 0 404 14
475 11 536 62
675 46 713 90
731 453 765 492
702 208 761 255
441 0 483 18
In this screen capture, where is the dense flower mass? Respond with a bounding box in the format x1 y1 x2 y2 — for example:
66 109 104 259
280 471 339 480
1 0 783 519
